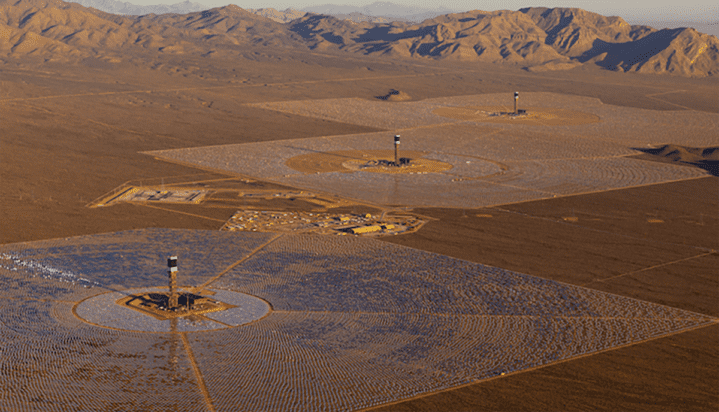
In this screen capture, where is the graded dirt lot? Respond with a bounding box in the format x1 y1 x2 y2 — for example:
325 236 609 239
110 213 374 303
1 50 718 411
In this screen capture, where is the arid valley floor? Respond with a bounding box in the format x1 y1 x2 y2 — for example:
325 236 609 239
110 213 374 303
1 24 718 412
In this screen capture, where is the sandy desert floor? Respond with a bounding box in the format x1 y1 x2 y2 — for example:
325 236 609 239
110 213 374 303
0 51 717 411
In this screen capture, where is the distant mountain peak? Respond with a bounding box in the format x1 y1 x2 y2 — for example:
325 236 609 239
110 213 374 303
248 7 306 23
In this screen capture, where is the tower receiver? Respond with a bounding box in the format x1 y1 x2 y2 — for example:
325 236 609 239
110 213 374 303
167 256 178 309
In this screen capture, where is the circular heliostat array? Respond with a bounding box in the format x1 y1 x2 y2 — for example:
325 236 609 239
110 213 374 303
74 288 270 332
285 149 454 174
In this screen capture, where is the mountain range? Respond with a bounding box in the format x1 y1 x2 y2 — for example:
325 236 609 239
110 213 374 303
66 1 454 22
66 0 207 15
302 1 453 22
2 0 716 77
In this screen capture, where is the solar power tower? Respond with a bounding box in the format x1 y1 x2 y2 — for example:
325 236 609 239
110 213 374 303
167 256 179 309
514 91 519 114
394 134 400 166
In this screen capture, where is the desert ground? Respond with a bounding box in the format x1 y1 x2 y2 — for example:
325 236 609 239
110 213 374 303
1 43 718 411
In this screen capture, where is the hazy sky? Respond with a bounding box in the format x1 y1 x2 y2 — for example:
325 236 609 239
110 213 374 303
127 0 718 23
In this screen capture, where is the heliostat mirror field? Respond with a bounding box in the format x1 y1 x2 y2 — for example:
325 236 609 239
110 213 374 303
147 93 714 208
0 229 713 411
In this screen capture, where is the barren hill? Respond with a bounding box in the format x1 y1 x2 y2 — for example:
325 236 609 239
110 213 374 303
635 144 719 176
112 5 301 50
0 0 716 76
0 0 124 60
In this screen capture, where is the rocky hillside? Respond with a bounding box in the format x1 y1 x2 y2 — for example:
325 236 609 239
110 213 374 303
290 8 718 76
522 8 718 75
0 0 302 61
1 0 716 76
